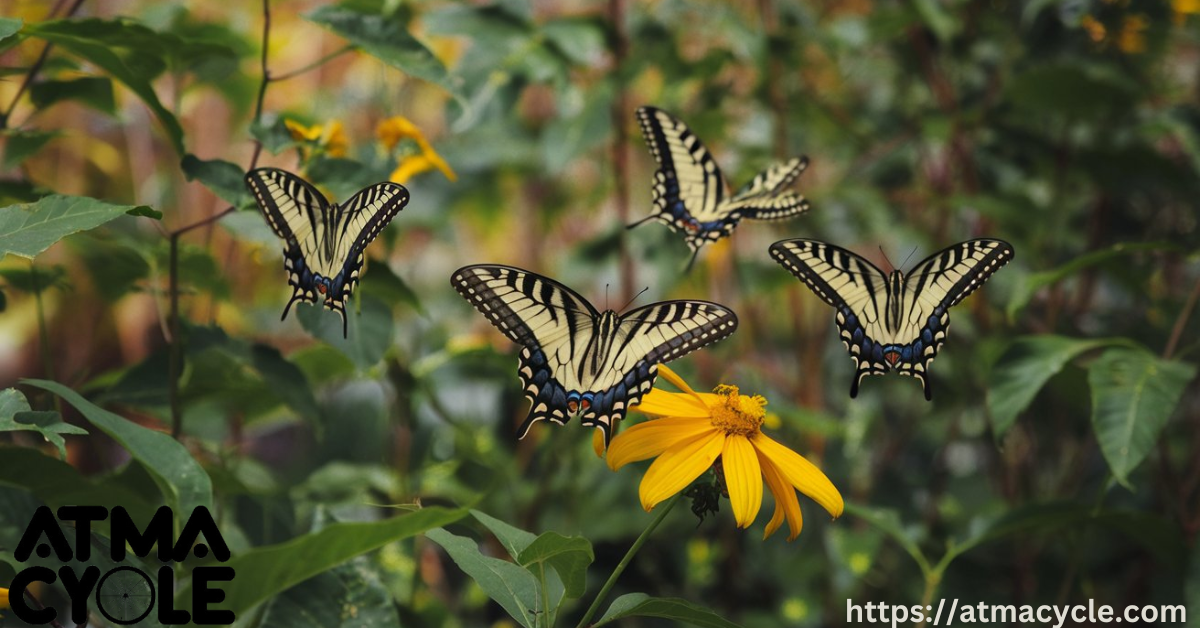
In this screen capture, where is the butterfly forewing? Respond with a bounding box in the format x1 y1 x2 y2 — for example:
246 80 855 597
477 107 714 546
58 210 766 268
636 106 726 226
731 157 808 201
452 264 738 442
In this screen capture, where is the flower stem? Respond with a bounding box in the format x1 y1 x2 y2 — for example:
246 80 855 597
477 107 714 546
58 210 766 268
574 493 682 628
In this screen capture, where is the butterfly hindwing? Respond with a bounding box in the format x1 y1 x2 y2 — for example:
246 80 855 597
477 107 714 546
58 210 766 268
452 264 738 442
245 168 409 336
731 157 808 201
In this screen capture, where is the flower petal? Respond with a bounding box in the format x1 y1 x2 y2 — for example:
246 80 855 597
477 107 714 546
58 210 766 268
607 417 717 470
722 435 763 529
655 365 701 398
750 432 843 518
631 388 710 419
758 451 804 541
639 432 725 511
592 428 606 458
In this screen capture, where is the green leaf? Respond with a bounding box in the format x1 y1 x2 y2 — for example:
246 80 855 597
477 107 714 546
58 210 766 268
1007 242 1179 320
125 205 163 219
517 532 593 599
0 17 21 46
181 154 250 208
297 296 395 369
250 117 298 154
911 0 959 42
258 558 400 628
0 388 87 458
1006 62 1139 121
305 4 458 96
0 194 155 259
250 344 321 422
424 527 540 628
24 18 186 153
177 507 466 617
21 379 213 514
0 447 158 523
471 509 537 559
842 502 930 575
29 77 116 114
987 336 1113 438
2 129 59 167
595 593 742 628
1088 348 1196 487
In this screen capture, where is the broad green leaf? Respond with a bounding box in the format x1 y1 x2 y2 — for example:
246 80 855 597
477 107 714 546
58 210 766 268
0 265 69 295
298 296 395 369
1007 62 1139 120
987 336 1112 437
249 344 322 422
305 4 459 95
181 154 250 208
30 77 116 114
2 129 59 168
0 17 21 46
177 507 467 617
1007 242 1179 320
0 388 87 458
257 558 401 628
0 447 157 524
0 194 154 259
21 379 213 515
24 18 186 153
358 258 426 316
517 532 593 599
595 593 742 628
250 117 298 154
425 528 539 628
1088 349 1196 487
471 509 537 559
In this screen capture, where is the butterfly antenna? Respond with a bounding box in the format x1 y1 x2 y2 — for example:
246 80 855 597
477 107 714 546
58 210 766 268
619 286 650 312
899 246 919 271
684 248 701 273
878 246 896 274
605 283 610 311
627 215 655 230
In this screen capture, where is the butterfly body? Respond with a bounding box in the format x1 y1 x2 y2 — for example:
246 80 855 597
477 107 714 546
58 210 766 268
770 238 1013 399
453 264 738 442
245 168 409 336
635 106 811 266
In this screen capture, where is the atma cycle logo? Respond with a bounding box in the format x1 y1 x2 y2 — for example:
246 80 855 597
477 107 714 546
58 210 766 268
8 506 235 626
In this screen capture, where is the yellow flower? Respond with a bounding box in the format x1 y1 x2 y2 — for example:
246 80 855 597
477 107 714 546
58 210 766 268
1116 14 1148 53
605 366 843 541
284 119 349 157
1080 14 1107 42
377 116 457 183
0 587 8 609
1175 0 1200 15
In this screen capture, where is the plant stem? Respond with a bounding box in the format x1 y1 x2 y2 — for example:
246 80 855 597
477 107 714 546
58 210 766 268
249 0 272 169
0 0 87 129
22 589 65 628
608 0 633 305
168 233 182 439
574 493 682 628
29 263 62 415
1163 275 1200 360
271 45 355 81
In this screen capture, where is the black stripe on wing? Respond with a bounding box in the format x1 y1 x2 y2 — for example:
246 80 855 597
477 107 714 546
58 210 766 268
451 264 598 348
731 156 809 200
245 168 329 242
906 239 1015 309
726 193 811 222
633 106 725 233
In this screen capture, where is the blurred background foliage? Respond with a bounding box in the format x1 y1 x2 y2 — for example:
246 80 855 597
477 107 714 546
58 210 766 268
0 0 1199 626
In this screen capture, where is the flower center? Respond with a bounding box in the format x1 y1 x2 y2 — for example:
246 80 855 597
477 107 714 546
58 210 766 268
708 384 767 436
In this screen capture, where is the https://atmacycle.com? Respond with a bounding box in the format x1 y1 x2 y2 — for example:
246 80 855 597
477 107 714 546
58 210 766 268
846 599 1186 627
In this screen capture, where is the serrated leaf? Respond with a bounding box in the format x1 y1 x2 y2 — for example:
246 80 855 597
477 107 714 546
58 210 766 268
0 194 154 259
1088 349 1196 487
0 388 87 458
424 528 539 628
22 379 213 514
2 129 59 167
517 532 593 599
987 336 1112 437
181 154 250 208
305 4 458 96
596 593 742 628
29 77 116 114
177 507 466 617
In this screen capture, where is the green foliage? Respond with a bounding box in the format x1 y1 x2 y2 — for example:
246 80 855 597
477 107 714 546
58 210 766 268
595 593 742 628
181 154 251 209
0 388 86 458
29 76 116 114
425 527 543 628
988 335 1112 437
0 194 154 259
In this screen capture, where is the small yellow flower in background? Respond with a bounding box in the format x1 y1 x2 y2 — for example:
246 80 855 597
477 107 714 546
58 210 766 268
1080 14 1107 42
1116 14 1148 53
604 365 843 541
1175 0 1200 17
284 119 349 158
1 586 9 609
376 116 457 184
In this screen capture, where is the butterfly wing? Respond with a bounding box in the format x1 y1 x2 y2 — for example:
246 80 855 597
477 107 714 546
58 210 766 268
731 157 808 201
320 182 409 334
892 239 1015 399
451 265 601 436
245 168 408 336
575 300 739 441
634 107 731 251
768 239 893 398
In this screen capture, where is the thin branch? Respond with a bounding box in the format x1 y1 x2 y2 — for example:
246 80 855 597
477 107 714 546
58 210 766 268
248 0 272 169
23 589 67 628
271 45 355 82
1163 275 1200 360
0 0 88 129
172 206 236 237
609 0 634 304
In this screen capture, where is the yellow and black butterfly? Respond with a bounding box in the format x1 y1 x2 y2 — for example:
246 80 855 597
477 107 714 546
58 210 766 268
245 168 409 337
769 238 1014 399
631 106 811 269
452 264 738 442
